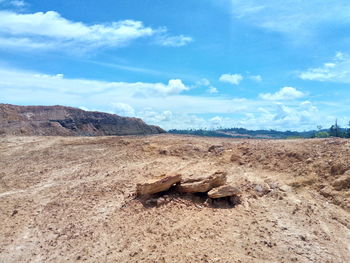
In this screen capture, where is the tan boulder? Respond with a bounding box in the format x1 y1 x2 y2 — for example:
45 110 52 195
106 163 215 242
176 171 227 193
136 174 182 195
208 185 241 198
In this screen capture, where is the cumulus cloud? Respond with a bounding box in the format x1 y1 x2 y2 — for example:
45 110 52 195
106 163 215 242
299 52 350 82
111 102 136 117
0 65 344 131
219 73 243 85
156 34 193 47
249 75 262 82
0 67 190 99
9 0 26 7
0 11 153 48
209 116 223 126
0 66 249 115
142 79 189 96
259 87 305 101
138 109 174 124
0 10 192 51
0 0 27 7
231 0 350 39
196 78 210 86
208 86 218 94
78 106 90 111
139 99 322 131
264 102 318 127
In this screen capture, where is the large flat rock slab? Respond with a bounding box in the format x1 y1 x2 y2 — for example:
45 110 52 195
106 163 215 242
136 174 182 195
176 171 227 193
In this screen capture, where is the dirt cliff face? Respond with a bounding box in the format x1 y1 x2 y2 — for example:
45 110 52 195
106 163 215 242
0 104 165 136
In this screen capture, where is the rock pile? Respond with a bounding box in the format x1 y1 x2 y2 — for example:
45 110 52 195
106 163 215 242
136 171 241 207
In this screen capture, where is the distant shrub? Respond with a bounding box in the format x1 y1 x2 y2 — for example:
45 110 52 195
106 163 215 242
315 131 330 138
285 136 304 139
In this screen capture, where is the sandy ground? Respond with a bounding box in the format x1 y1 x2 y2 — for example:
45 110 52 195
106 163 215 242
0 135 349 263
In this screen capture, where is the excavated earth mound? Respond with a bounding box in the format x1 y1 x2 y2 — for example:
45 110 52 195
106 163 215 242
0 104 165 136
0 135 349 262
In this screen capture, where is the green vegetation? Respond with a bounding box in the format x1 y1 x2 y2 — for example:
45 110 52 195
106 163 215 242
169 128 315 139
169 120 350 139
314 131 330 138
326 119 350 138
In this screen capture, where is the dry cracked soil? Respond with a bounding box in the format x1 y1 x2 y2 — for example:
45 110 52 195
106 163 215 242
0 134 349 263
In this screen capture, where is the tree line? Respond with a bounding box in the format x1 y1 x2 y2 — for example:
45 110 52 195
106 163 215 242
314 120 350 138
169 120 350 139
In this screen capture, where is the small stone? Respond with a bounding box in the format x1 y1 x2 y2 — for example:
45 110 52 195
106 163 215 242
306 158 313 164
230 153 241 162
145 198 157 206
229 195 241 205
208 145 224 154
156 197 166 206
266 181 279 189
208 185 241 198
159 149 169 155
11 210 18 217
279 185 292 192
332 175 350 191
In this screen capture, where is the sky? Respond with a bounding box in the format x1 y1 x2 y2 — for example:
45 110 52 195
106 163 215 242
0 0 350 131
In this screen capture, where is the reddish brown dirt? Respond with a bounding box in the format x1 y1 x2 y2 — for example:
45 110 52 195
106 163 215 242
0 135 349 263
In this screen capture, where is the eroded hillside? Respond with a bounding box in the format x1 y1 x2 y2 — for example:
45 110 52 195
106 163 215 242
0 104 165 136
0 135 349 262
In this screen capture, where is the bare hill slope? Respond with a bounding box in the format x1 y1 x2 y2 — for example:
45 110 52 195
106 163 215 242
0 135 349 262
0 104 165 136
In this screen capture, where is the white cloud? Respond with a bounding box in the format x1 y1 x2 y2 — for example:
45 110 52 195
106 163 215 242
140 79 189 96
157 34 193 47
111 102 135 117
196 78 210 86
9 0 26 7
0 36 55 50
0 67 190 99
219 73 243 85
138 109 174 123
0 65 345 131
249 75 262 82
139 99 322 130
0 11 154 48
259 87 305 101
78 106 90 111
231 0 350 38
208 86 218 94
258 101 319 128
209 116 223 126
0 66 247 114
165 79 188 94
299 52 350 82
0 0 27 7
0 10 192 51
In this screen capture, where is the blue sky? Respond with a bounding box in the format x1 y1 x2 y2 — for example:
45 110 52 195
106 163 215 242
0 0 350 130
